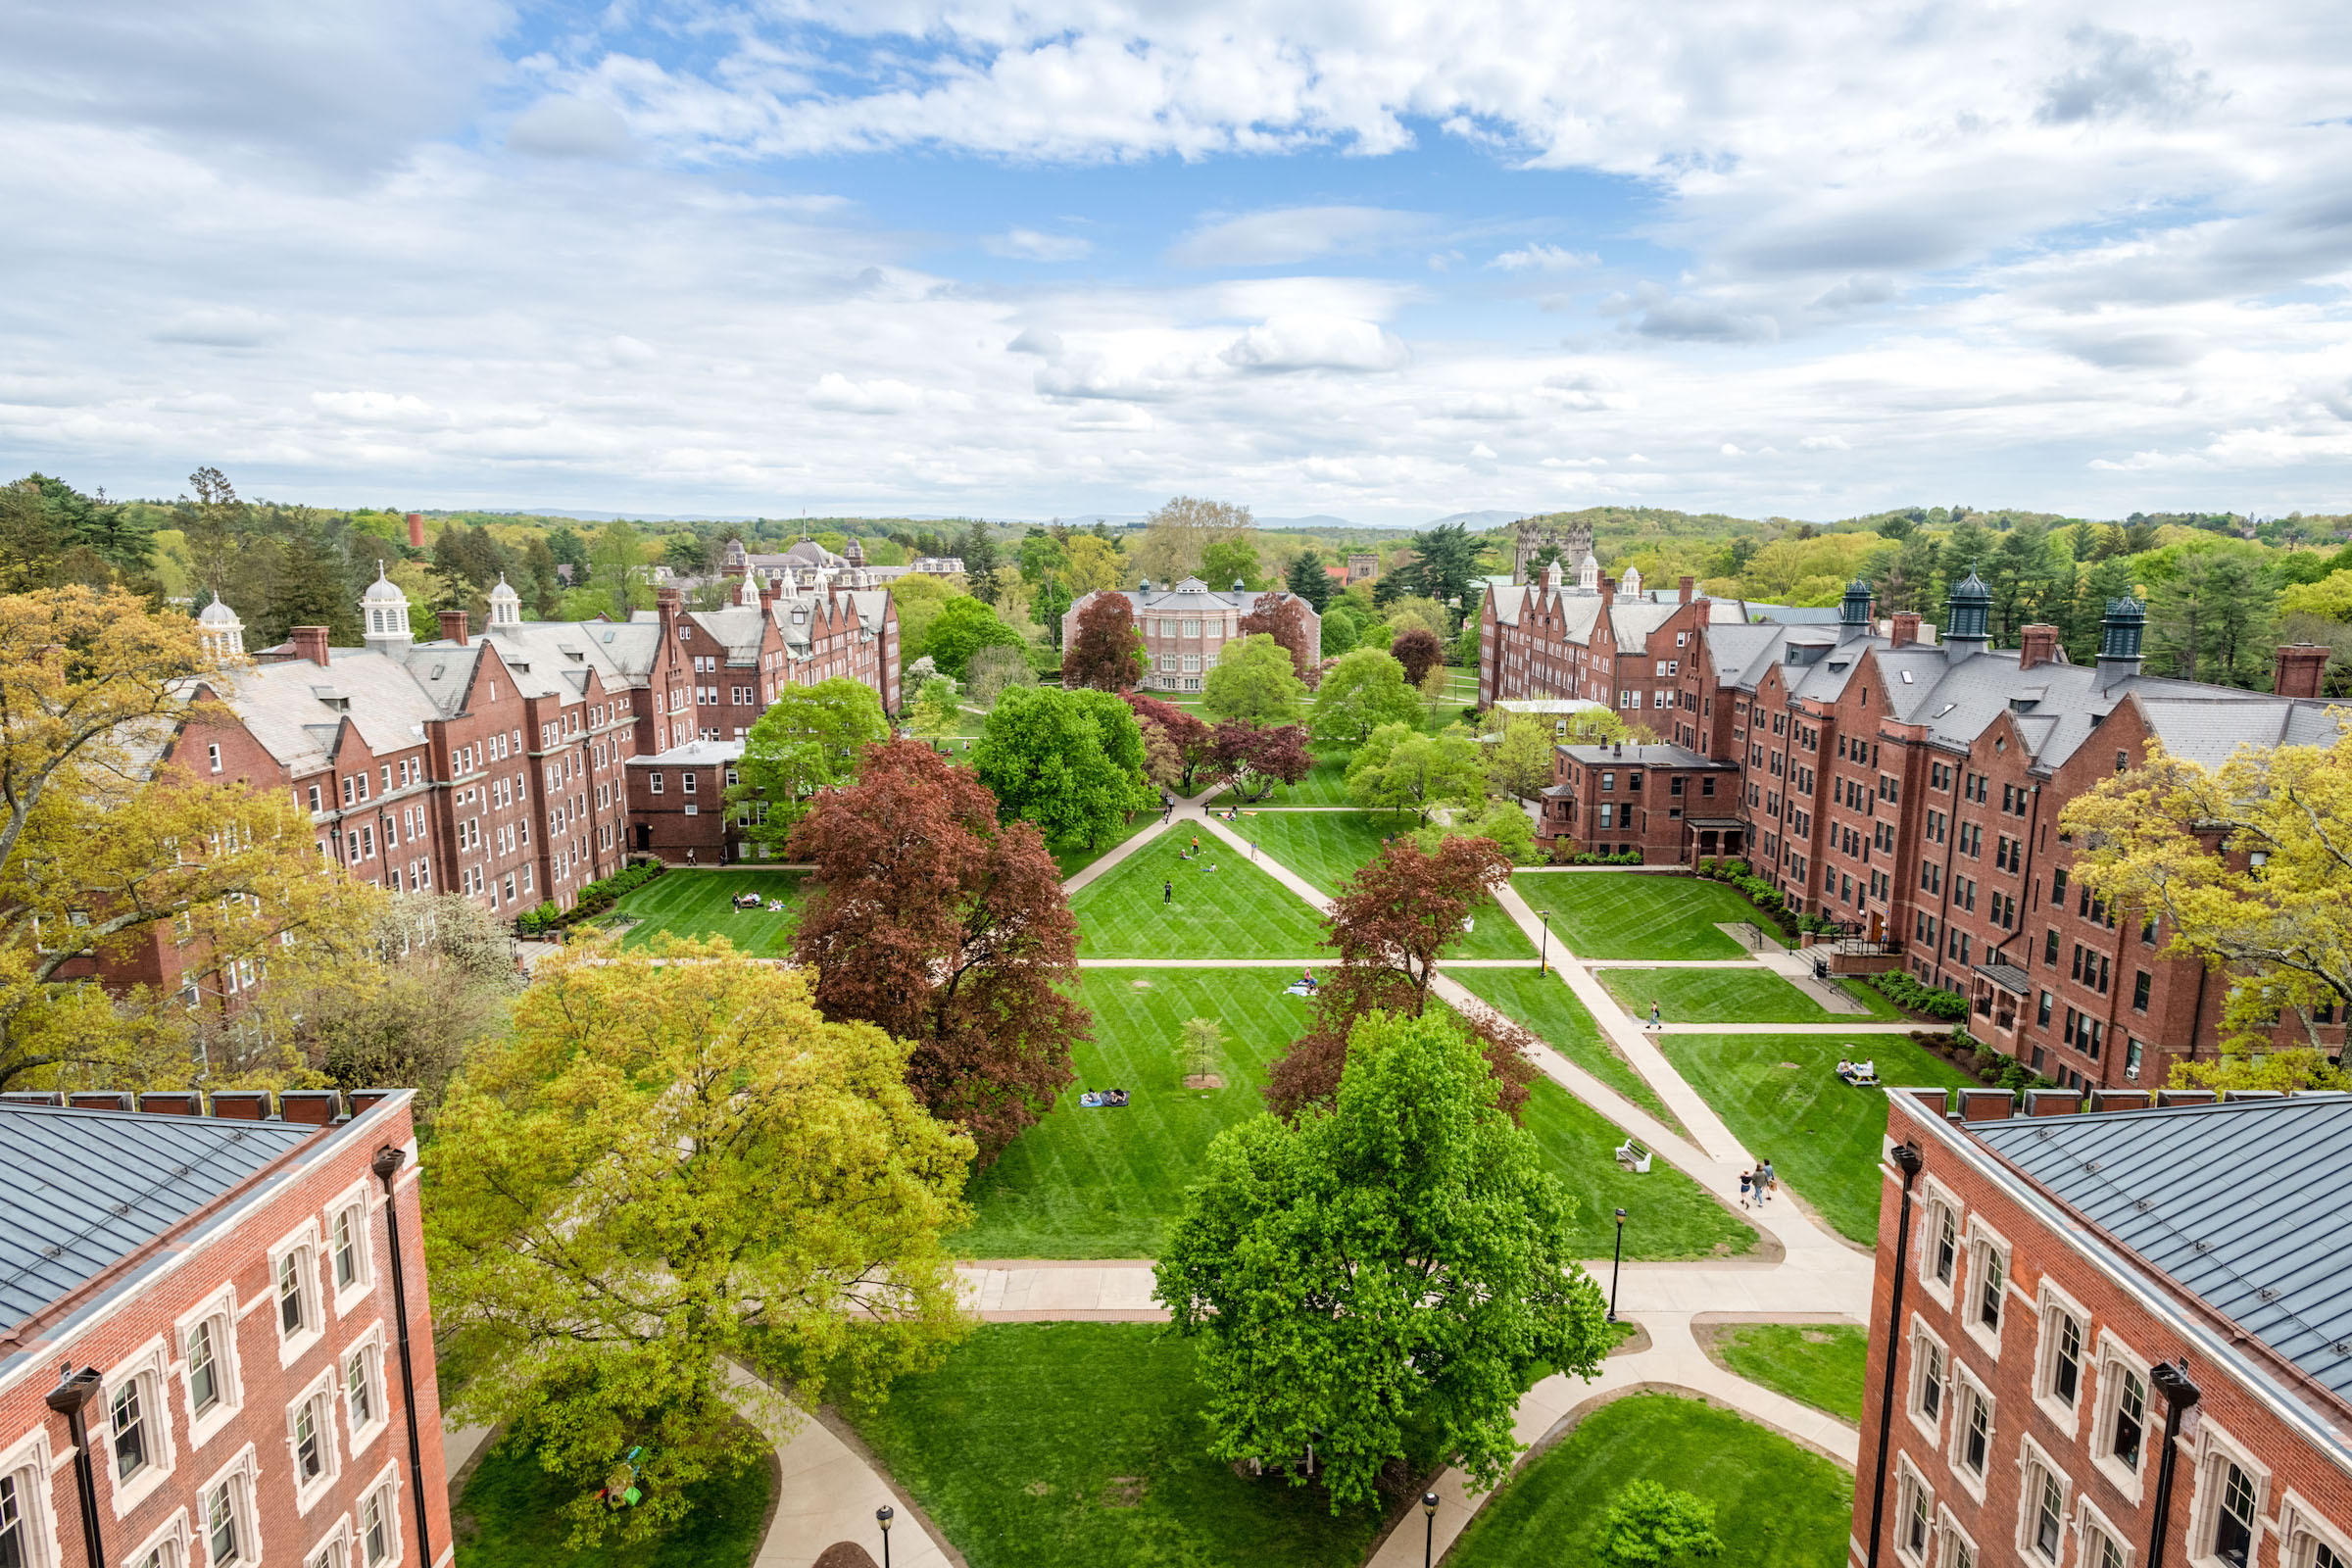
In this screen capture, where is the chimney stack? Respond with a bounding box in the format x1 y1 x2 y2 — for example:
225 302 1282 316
1679 574 1694 606
2018 624 2061 670
291 625 332 667
657 585 684 641
1598 572 1615 605
759 577 779 611
2274 643 2328 699
438 609 469 646
406 512 424 549
1889 612 1921 648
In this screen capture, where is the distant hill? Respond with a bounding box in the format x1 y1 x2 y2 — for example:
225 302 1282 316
1420 510 1531 530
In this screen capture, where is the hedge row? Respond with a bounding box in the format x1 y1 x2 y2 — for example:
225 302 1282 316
514 858 665 936
1549 846 1649 865
1691 857 1802 940
1870 969 1972 1021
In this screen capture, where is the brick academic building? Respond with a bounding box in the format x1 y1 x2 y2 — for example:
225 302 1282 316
1482 568 2344 1092
0 1087 448 1568
1856 1087 2352 1568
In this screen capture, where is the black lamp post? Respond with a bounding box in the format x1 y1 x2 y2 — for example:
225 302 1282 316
1607 1207 1627 1323
877 1504 894 1568
1538 910 1550 974
1422 1491 1441 1568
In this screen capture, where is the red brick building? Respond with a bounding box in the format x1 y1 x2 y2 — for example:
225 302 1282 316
1476 563 1740 743
1537 742 1742 862
1482 569 2345 1090
0 1088 449 1568
1855 1087 2352 1568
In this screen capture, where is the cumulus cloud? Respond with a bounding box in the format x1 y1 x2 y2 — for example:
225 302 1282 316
1608 287 1781 344
1814 275 1896 312
1219 316 1410 372
2037 27 2215 125
985 228 1092 261
1169 207 1428 267
1005 327 1065 357
1491 243 1597 271
1799 434 1851 451
509 97 634 159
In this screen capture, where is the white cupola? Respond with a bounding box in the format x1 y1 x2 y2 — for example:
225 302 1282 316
196 592 245 662
361 563 414 655
487 573 522 629
1577 554 1600 592
1620 564 1642 600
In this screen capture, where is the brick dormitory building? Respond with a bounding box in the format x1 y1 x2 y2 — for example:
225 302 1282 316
1481 566 2345 1093
0 1087 448 1568
1854 1085 2352 1568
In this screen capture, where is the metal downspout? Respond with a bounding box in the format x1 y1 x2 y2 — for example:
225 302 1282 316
1865 1144 1925 1568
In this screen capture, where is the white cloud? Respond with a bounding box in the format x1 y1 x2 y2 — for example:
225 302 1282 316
1468 441 1496 459
1490 243 1596 271
509 97 634 159
985 227 1092 261
1169 207 1428 267
152 308 287 349
1798 434 1851 451
1219 316 1410 373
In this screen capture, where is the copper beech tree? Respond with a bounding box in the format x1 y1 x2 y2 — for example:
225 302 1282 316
1061 591 1147 692
1265 835 1536 1120
790 740 1089 1162
1237 591 1316 681
1390 626 1446 688
1125 694 1214 794
1207 720 1311 803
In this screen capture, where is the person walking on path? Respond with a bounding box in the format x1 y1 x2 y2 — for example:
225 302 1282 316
1250 840 1259 861
1163 879 1173 905
1738 1169 1752 1209
1647 1001 1662 1030
1757 1158 1776 1203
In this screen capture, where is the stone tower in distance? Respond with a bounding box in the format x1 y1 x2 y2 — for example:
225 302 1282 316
1511 515 1595 584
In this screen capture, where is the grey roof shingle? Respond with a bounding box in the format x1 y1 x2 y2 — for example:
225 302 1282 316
0 1107 316 1328
1970 1097 2352 1400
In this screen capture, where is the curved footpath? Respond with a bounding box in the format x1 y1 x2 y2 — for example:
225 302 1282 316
472 786 1888 1567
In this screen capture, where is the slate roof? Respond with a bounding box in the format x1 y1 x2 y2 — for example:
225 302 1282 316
1560 742 1737 769
0 1106 316 1329
1970 1097 2352 1401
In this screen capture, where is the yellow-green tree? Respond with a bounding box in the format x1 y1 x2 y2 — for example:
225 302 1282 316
2060 724 2352 1054
426 937 973 1544
1485 715 1557 800
0 586 386 1090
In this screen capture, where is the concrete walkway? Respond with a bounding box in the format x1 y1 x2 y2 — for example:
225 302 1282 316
729 1363 956 1568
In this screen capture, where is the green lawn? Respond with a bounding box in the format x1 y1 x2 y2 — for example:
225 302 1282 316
1053 809 1163 880
1233 809 1535 960
1660 1032 1978 1245
958 970 1313 1258
1443 1394 1852 1568
1069 825 1331 957
1510 873 1780 961
964 971 1741 1261
453 1433 771 1568
1444 967 1678 1129
1595 966 1901 1025
1714 1323 1869 1425
610 868 807 956
842 1323 1407 1568
1206 753 1353 807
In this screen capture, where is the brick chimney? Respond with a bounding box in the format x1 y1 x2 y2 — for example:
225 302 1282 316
1679 574 1694 605
759 577 779 612
657 584 684 641
2274 643 2328 699
290 625 332 666
1889 612 1922 648
438 609 469 646
406 512 424 548
2018 623 2061 670
1599 572 1615 605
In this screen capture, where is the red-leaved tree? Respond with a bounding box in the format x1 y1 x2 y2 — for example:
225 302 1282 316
1062 592 1147 692
1391 626 1445 687
1237 592 1316 683
1263 835 1531 1120
1125 693 1214 794
790 740 1088 1163
1208 720 1311 803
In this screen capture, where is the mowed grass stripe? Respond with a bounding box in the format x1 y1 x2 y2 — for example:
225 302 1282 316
1511 871 1779 961
1206 752 1354 807
1596 965 1900 1025
1069 825 1329 957
1446 966 1680 1130
611 868 807 956
1236 809 1535 960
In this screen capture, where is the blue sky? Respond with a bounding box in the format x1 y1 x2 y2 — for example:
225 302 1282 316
2 0 2348 524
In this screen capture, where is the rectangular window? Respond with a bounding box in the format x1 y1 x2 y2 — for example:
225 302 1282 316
279 1250 310 1335
2047 1309 2083 1405
348 1347 377 1431
1961 1387 1991 1475
2215 1462 2258 1567
2109 1364 2146 1469
650 772 663 794
208 1481 241 1565
1917 1338 1944 1423
2032 1468 2065 1560
112 1377 149 1479
295 1396 324 1483
363 1490 392 1565
332 1206 361 1290
187 1320 222 1414
1975 1246 2005 1333
1931 1205 1958 1285
2132 970 2151 1010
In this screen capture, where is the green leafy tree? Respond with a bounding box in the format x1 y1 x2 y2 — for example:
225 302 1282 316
727 679 891 853
2147 544 2278 688
1177 1017 1221 1081
1319 605 1360 658
1486 716 1557 800
1347 722 1486 823
1285 549 1333 612
956 521 1004 605
1016 531 1069 585
1395 521 1483 623
1201 633 1307 727
426 938 972 1545
1035 575 1074 650
1415 798 1539 864
924 596 1026 680
545 526 591 582
262 524 362 646
519 535 563 618
590 520 650 616
909 675 961 740
964 644 1037 709
1201 536 1265 591
1154 1009 1610 1511
1310 649 1422 747
1597 1481 1726 1568
972 686 1154 849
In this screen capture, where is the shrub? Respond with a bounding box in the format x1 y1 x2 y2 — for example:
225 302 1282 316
515 858 667 934
1870 970 1972 1021
1693 857 1716 877
1718 858 1750 879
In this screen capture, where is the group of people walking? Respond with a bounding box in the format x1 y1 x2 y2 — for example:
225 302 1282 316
1739 1159 1777 1208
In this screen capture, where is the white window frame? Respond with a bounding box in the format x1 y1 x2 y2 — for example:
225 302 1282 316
269 1220 328 1368
356 1464 402 1568
1962 1217 2012 1357
284 1366 343 1513
1907 1316 1949 1446
0 1428 62 1568
175 1288 245 1449
299 1515 353 1568
324 1182 375 1318
196 1445 262 1568
2186 1419 2270 1568
2014 1437 2075 1566
1945 1365 1994 1503
2090 1331 2155 1504
2278 1490 2352 1568
1917 1180 1962 1308
1934 1506 1977 1568
2033 1280 2092 1436
2078 1497 2134 1568
103 1337 178 1518
342 1328 391 1457
1893 1454 1936 1567
124 1509 194 1568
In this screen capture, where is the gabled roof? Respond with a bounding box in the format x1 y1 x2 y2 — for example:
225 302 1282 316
1970 1097 2352 1402
0 1107 317 1329
209 651 446 771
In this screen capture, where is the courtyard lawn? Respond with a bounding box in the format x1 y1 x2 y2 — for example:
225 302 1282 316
1052 810 1162 881
1595 966 1902 1026
1516 1077 1756 1261
1205 752 1354 807
610 868 807 956
958 970 1312 1258
842 1323 1411 1568
1068 826 1329 958
1510 872 1779 961
1713 1323 1870 1425
1442 1393 1852 1568
1233 809 1536 961
1444 967 1677 1129
1659 1032 1978 1245
453 1432 771 1568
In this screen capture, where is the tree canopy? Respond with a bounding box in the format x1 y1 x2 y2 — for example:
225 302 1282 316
1597 1481 1726 1568
1237 592 1317 680
971 686 1155 850
1155 1008 1609 1511
924 596 1026 680
1310 649 1422 747
726 678 891 854
1201 633 1308 727
1346 722 1486 823
1062 592 1147 692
